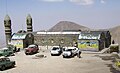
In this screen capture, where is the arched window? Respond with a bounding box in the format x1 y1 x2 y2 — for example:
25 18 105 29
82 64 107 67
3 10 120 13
27 19 29 24
51 39 54 44
61 39 64 44
8 20 11 24
41 39 45 44
4 21 6 24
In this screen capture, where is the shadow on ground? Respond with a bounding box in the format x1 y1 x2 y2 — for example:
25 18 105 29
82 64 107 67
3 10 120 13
95 55 120 73
106 64 120 73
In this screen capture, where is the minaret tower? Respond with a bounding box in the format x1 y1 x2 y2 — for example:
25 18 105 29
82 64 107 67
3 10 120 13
4 14 12 45
26 14 33 32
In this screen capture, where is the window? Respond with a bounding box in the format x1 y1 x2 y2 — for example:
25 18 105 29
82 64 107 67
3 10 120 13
41 39 45 44
6 58 10 61
8 20 11 24
27 19 28 23
51 39 54 43
4 21 6 24
61 39 64 44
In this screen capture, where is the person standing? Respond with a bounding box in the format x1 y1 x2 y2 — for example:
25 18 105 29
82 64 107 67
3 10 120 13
77 49 81 58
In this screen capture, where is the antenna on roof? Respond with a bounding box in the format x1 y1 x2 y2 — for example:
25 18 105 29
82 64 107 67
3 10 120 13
5 0 8 14
22 23 24 31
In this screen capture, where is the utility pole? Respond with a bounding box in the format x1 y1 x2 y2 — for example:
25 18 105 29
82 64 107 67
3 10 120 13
46 30 48 50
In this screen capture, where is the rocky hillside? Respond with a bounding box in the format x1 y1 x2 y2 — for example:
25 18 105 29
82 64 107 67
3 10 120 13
49 21 90 32
109 25 120 45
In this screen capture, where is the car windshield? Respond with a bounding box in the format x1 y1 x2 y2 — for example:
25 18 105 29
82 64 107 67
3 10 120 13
28 45 36 48
5 58 10 61
64 49 73 51
52 47 59 50
28 46 34 48
0 49 4 52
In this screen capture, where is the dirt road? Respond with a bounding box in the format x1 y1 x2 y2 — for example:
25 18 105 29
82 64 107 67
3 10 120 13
1 50 114 73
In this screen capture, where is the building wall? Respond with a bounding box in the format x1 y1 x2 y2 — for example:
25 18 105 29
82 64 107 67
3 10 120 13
34 34 79 47
33 31 111 51
78 39 99 51
11 39 23 49
105 31 111 48
11 33 34 49
25 33 34 47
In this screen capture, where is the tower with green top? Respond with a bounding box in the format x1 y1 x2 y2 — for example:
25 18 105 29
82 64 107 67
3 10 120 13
4 14 12 45
26 14 33 32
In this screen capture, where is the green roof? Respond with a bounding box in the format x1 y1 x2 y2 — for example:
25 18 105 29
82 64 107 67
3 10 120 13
11 33 27 40
78 32 100 40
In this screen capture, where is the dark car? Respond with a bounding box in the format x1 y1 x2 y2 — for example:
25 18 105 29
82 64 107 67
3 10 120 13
0 47 14 57
25 44 39 55
0 57 15 71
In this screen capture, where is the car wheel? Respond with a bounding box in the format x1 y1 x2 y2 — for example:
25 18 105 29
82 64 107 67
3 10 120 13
11 63 15 68
25 53 28 55
70 53 73 58
5 55 8 57
11 53 15 56
51 54 53 56
1 66 5 71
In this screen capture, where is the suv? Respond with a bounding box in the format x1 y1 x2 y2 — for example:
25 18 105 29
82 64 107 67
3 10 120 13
0 47 14 57
0 57 15 71
25 44 39 55
50 46 62 56
62 47 81 58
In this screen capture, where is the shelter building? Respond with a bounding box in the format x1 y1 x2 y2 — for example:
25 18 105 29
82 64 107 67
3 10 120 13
11 30 34 49
78 31 106 51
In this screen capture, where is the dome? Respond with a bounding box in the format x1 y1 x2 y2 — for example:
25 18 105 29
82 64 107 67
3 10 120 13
26 14 32 19
17 30 26 33
4 14 11 20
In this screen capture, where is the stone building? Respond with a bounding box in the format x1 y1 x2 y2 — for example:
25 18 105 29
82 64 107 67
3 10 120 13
33 31 81 47
3 14 111 51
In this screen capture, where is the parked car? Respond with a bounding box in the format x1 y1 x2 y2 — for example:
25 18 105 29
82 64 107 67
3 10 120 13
62 47 81 58
50 46 62 56
0 47 14 57
0 57 15 71
25 44 39 55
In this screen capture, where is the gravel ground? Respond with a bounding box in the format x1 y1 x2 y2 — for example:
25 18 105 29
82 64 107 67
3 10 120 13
0 50 114 73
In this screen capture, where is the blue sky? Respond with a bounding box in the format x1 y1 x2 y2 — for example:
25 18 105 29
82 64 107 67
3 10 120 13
0 0 120 45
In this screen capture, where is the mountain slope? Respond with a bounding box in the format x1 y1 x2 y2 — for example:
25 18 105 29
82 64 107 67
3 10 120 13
109 25 120 45
49 21 90 32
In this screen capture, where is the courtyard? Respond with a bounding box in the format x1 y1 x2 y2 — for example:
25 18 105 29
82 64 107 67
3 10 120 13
0 49 119 73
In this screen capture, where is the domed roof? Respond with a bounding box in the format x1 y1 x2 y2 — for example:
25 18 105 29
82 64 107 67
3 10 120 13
17 30 26 33
4 14 11 20
26 14 32 19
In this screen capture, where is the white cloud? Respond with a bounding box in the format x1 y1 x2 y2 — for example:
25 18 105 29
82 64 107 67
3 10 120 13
100 0 106 4
40 0 106 5
69 0 95 5
42 0 64 2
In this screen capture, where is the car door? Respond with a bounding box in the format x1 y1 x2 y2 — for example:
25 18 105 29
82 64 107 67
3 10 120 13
5 58 11 67
71 48 75 56
4 50 8 56
73 48 78 55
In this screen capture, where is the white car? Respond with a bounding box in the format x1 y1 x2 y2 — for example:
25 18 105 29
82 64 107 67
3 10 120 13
50 46 62 56
62 47 81 58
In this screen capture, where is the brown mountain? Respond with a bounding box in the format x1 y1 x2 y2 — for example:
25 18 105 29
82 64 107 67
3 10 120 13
109 25 120 45
48 21 90 32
